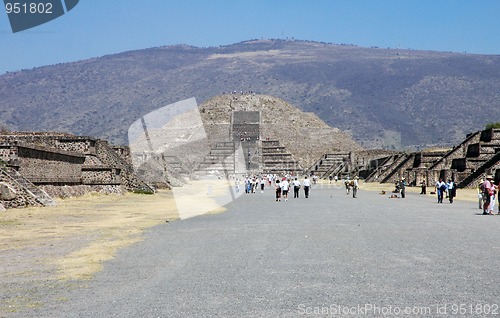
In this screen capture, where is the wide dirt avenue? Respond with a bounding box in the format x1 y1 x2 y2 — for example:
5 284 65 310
6 183 500 317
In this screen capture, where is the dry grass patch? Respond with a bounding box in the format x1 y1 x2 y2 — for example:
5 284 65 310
0 191 179 283
0 178 233 285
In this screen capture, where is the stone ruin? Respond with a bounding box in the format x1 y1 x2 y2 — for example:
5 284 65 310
307 128 500 188
2 123 495 210
305 149 398 180
0 132 154 209
128 95 319 178
193 110 301 175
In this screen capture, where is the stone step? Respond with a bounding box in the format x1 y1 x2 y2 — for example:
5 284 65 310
196 165 235 171
263 153 293 158
210 150 235 156
262 147 286 153
198 160 235 167
262 141 280 147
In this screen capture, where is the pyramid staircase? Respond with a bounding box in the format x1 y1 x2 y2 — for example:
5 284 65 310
194 139 302 175
364 154 401 182
324 162 347 179
0 167 56 206
261 140 301 175
306 153 349 178
428 131 482 171
458 151 500 188
379 153 412 183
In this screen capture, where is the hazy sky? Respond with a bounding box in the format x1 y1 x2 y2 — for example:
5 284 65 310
1 0 499 73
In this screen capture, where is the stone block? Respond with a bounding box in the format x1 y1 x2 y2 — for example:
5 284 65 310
0 182 17 201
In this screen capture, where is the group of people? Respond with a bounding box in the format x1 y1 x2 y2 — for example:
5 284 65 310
239 173 498 210
237 176 266 194
236 174 312 201
434 178 457 203
275 176 311 201
479 175 499 215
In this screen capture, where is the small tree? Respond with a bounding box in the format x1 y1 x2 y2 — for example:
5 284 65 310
485 122 500 129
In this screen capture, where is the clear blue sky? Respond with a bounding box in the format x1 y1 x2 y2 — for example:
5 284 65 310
1 0 499 74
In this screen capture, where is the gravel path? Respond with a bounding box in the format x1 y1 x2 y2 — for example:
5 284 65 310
10 185 500 317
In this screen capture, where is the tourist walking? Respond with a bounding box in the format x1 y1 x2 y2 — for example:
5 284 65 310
488 180 498 214
281 178 290 201
260 177 265 193
245 178 251 194
303 176 311 198
275 179 282 202
235 178 240 193
352 177 359 198
420 179 427 194
312 175 318 185
345 178 351 195
399 177 407 198
435 178 446 203
480 176 493 214
292 178 301 198
477 179 484 209
447 179 456 203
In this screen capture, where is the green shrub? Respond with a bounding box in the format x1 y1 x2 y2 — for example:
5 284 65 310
485 122 500 129
131 189 155 195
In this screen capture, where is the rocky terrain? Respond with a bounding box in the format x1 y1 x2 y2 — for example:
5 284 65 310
0 39 498 149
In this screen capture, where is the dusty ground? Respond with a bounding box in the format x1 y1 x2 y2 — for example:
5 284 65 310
359 181 481 202
0 178 232 315
0 178 482 315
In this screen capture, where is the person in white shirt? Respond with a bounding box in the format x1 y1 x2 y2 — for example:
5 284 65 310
292 178 301 198
352 177 359 198
303 176 311 198
435 178 446 203
260 177 266 193
446 179 456 203
281 178 290 201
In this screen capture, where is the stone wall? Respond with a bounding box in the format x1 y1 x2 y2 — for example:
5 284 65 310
95 140 154 192
55 138 97 154
0 132 154 207
82 166 121 185
40 184 123 198
17 145 84 183
0 143 85 184
113 146 131 164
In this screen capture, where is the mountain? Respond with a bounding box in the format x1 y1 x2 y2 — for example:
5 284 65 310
0 39 499 149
